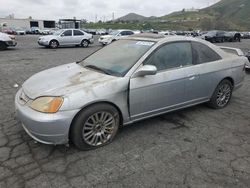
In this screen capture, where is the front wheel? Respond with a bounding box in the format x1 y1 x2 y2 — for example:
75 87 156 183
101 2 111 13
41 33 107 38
208 80 233 109
49 40 59 49
0 41 7 50
81 40 89 48
71 104 120 150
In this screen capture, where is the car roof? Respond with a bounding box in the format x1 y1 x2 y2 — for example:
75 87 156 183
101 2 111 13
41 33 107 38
116 29 133 32
125 33 203 42
124 33 227 56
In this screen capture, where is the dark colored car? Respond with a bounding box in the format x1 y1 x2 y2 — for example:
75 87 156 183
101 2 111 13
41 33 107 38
224 32 241 42
201 30 226 43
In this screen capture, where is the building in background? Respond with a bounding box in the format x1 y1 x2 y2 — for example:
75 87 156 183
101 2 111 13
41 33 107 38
58 18 87 29
0 17 56 29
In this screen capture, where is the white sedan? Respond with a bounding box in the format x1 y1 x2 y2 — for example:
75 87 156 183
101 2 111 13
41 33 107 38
38 29 94 48
98 30 134 45
0 32 17 50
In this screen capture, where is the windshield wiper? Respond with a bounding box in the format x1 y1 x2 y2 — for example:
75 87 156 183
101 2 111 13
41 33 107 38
84 65 112 75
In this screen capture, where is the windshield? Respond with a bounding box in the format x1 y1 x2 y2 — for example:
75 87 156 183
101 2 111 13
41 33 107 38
109 30 120 36
53 30 63 36
81 40 155 76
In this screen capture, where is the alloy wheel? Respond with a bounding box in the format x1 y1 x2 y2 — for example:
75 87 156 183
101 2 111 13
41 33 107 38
82 111 115 146
82 40 89 47
216 83 231 107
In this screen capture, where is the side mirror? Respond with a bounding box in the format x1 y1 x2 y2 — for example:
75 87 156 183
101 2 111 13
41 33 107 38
133 65 157 78
60 34 65 37
117 33 122 36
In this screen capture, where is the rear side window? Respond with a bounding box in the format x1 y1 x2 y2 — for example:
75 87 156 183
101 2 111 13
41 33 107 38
120 31 127 36
73 30 84 36
192 42 221 65
126 31 134 35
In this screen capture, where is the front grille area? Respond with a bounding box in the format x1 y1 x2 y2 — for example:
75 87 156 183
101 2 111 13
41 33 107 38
19 90 30 105
6 41 14 45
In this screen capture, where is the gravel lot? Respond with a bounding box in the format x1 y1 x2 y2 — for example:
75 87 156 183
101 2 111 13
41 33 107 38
0 35 250 188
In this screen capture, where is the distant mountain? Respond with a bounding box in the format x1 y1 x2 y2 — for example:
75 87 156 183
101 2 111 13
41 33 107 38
203 0 250 28
116 13 147 21
157 0 250 30
114 0 250 30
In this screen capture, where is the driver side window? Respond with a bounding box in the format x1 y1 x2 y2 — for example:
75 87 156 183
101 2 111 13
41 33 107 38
62 30 72 36
144 42 192 71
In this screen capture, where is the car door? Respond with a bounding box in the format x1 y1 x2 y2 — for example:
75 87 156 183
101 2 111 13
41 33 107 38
73 29 85 45
185 41 223 102
58 30 73 45
129 42 193 120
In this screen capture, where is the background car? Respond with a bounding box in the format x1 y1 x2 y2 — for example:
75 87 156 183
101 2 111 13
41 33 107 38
201 30 226 43
0 32 17 50
2 28 17 35
245 51 250 70
40 29 51 35
38 29 94 48
223 32 241 42
15 27 26 35
98 29 134 45
16 34 247 150
30 27 41 34
96 29 106 35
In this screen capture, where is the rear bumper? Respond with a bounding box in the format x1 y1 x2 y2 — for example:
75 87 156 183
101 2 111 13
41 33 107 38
89 38 94 44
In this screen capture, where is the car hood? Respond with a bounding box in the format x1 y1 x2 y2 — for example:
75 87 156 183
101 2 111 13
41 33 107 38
22 63 118 99
0 32 11 41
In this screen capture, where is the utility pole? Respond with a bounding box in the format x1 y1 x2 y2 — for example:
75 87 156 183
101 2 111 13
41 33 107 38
95 14 97 23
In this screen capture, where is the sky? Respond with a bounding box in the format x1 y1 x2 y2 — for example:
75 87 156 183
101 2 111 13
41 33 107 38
0 0 220 22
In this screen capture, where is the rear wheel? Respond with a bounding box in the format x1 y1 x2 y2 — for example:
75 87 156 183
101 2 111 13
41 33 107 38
71 104 120 150
49 40 59 49
208 80 233 109
0 41 7 50
81 40 89 48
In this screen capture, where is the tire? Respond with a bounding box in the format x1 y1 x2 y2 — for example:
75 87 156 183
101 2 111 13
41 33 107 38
208 80 233 109
70 103 120 150
49 40 59 49
0 41 7 50
81 39 89 48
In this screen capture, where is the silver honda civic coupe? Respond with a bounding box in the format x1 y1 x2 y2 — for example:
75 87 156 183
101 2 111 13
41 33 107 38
15 34 247 150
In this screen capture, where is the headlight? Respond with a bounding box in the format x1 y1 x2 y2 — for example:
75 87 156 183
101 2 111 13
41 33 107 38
30 97 63 113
